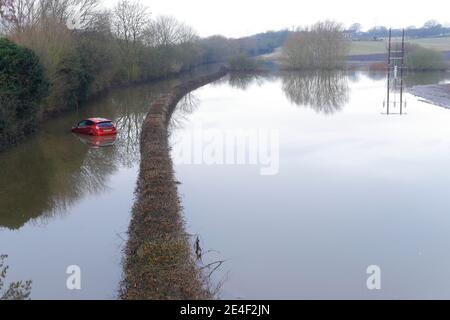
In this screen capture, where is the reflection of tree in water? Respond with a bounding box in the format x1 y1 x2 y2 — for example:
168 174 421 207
169 93 201 133
228 72 268 90
209 72 276 91
281 71 349 114
366 71 386 81
347 70 362 83
0 255 32 300
112 80 183 167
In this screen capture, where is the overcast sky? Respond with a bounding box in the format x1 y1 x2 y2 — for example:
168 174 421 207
111 0 450 38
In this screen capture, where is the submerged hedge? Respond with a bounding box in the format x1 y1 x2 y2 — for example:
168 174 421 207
121 67 228 300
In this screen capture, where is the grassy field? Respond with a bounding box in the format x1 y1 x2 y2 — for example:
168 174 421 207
410 37 450 51
261 37 450 61
350 41 386 55
351 37 450 56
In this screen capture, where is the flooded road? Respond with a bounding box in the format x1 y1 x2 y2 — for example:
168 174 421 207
0 77 179 299
171 70 450 299
1 68 450 299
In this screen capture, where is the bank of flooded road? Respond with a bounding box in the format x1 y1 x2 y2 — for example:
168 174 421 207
171 70 450 299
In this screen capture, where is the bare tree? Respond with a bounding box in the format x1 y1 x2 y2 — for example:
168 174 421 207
84 8 112 33
141 15 200 74
113 0 149 45
143 15 197 48
1 0 100 34
282 20 350 70
112 0 150 80
0 0 38 33
37 0 99 29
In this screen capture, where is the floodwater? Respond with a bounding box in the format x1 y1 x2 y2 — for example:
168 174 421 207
0 75 183 299
171 70 450 299
1 68 450 300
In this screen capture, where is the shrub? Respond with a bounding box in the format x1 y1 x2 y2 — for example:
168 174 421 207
369 62 388 71
0 38 48 151
228 54 264 71
281 20 350 70
48 52 93 112
406 45 447 70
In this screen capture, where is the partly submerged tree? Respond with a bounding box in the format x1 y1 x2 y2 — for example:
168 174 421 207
281 20 350 70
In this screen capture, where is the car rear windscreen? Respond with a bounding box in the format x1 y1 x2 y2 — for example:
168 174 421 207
97 122 114 128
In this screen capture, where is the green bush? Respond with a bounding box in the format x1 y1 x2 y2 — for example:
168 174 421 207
0 38 48 151
48 52 92 112
406 45 447 70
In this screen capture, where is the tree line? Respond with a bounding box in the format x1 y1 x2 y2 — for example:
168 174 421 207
347 20 450 40
0 0 288 151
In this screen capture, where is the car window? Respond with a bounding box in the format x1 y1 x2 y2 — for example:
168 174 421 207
97 122 114 128
78 120 94 127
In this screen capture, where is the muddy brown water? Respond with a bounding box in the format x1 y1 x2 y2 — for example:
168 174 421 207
1 69 450 299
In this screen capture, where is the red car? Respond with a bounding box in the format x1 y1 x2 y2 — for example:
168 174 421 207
72 118 117 136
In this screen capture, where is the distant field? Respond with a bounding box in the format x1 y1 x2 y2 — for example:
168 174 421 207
261 37 450 62
350 41 386 55
410 37 450 51
351 37 450 56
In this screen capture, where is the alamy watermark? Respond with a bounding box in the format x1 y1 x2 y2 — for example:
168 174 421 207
63 264 381 293
366 265 382 291
171 122 280 176
66 265 82 291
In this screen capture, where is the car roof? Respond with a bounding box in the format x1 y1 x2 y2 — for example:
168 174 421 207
86 118 113 124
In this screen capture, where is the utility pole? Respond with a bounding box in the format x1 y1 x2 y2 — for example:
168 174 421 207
400 29 405 115
385 28 406 115
387 29 392 115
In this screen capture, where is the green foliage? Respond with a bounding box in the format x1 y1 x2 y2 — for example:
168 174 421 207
406 45 447 70
49 51 93 111
0 38 48 151
75 31 120 95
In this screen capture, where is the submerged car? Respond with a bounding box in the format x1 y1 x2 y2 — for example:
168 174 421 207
72 118 117 136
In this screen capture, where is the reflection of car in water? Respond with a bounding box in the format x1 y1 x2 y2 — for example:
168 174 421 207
73 133 117 148
71 118 117 136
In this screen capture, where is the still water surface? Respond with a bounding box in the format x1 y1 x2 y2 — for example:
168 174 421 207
1 69 450 299
0 78 178 299
171 70 450 299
